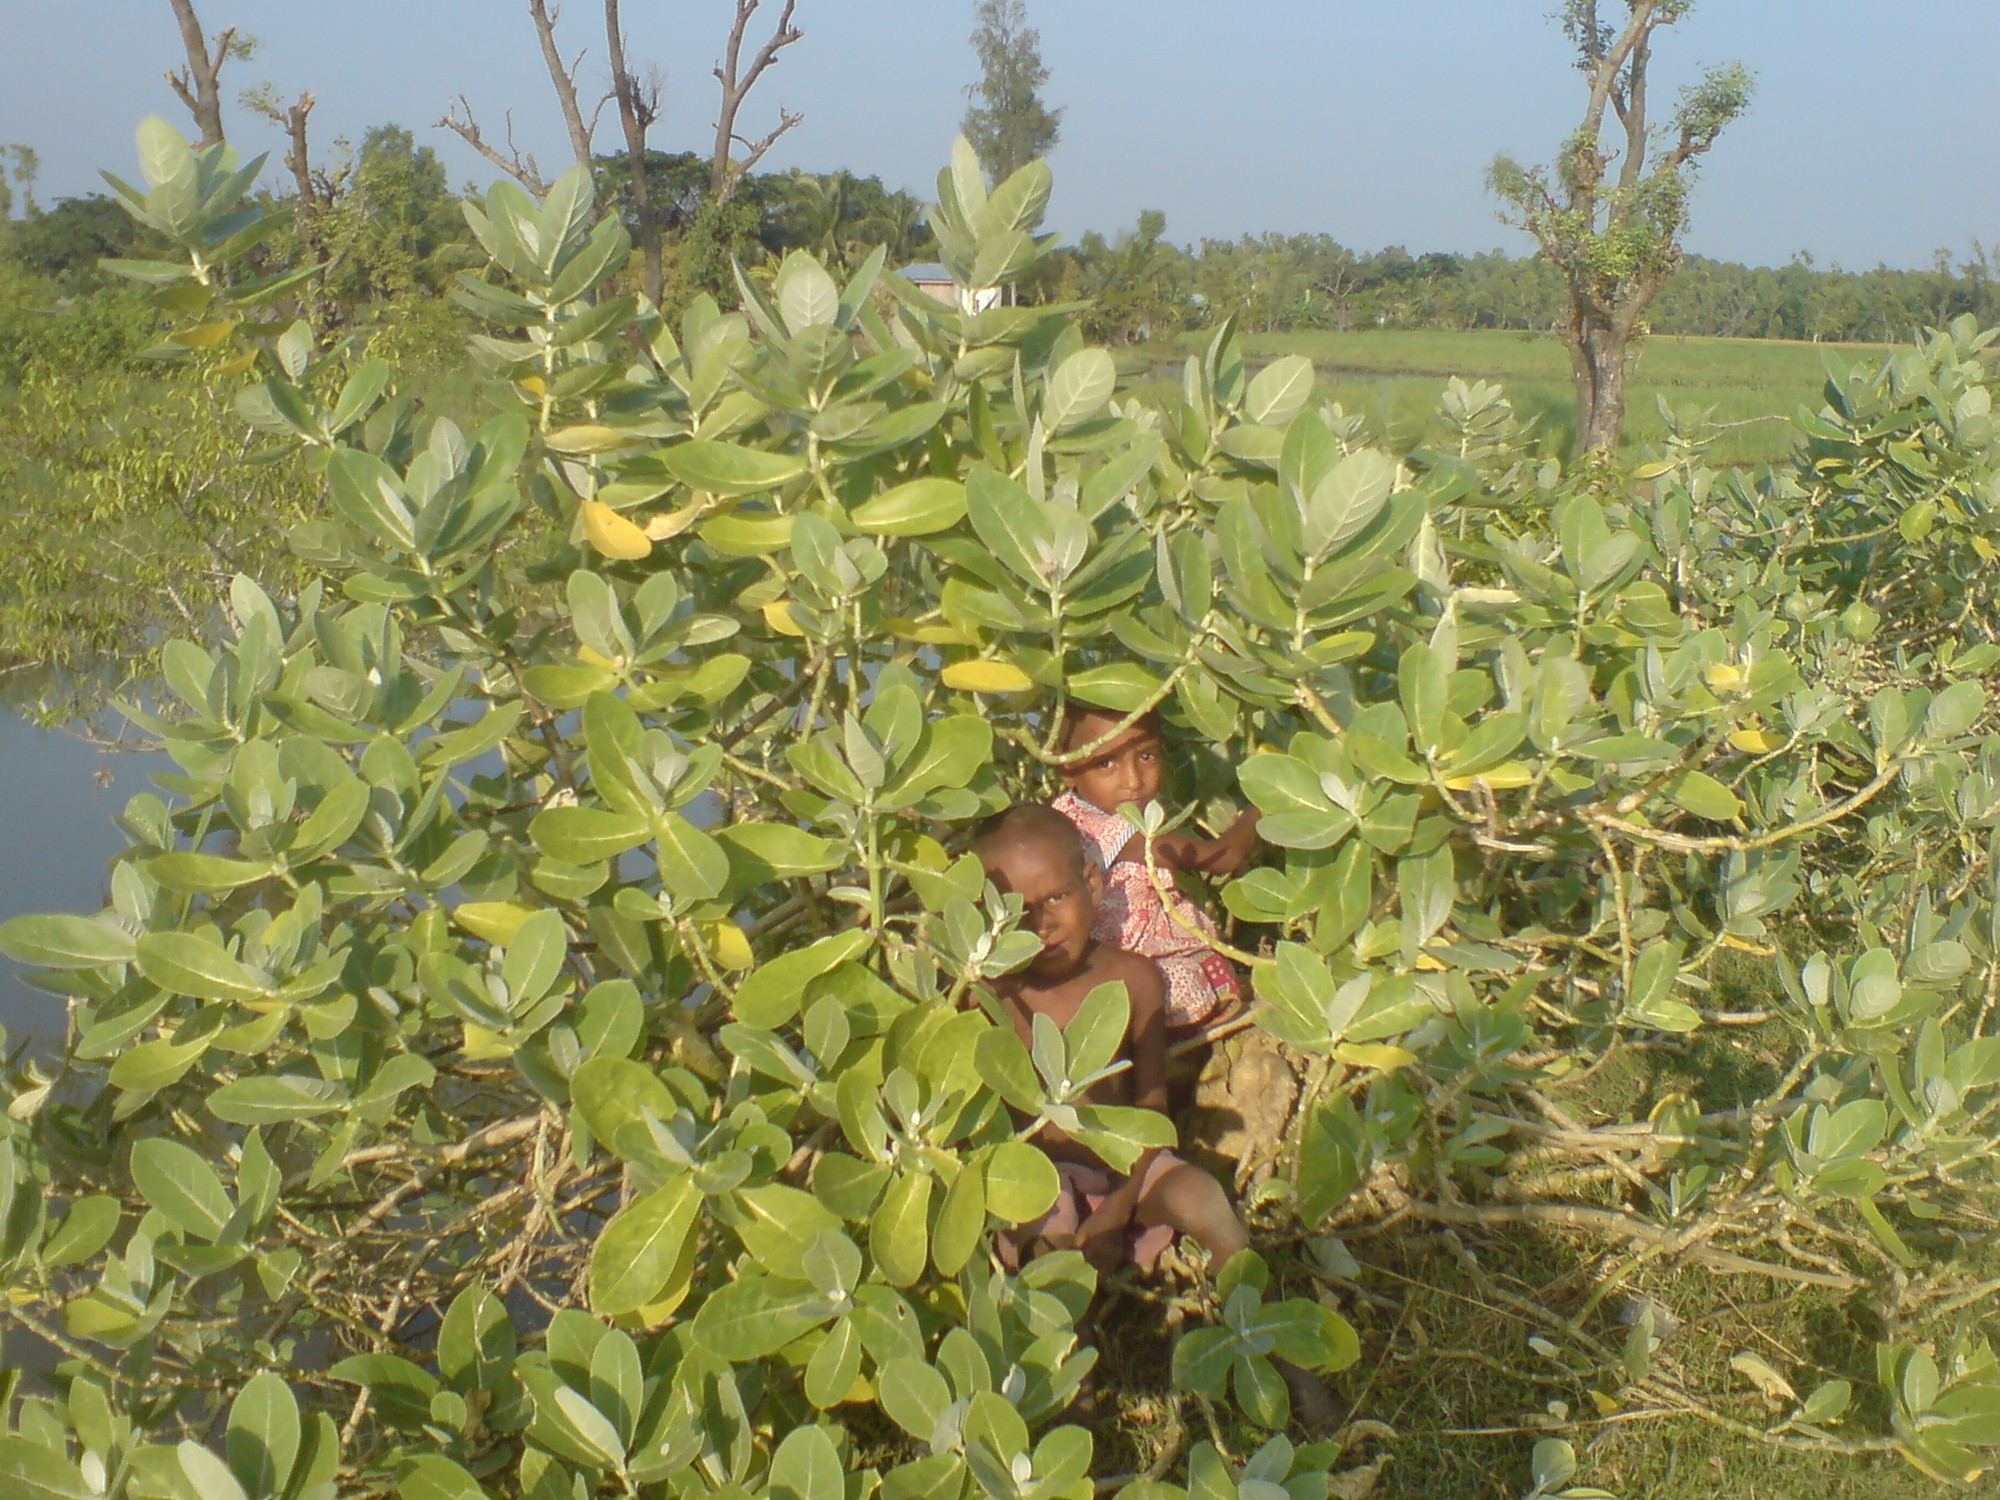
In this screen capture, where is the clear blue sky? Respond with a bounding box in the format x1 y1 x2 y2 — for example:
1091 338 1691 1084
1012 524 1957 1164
5 1 1996 271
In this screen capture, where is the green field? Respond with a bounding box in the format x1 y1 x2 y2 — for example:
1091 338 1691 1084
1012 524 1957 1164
1130 329 1893 467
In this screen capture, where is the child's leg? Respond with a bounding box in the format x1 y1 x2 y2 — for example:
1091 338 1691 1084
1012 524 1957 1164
1132 1158 1247 1264
1134 1160 1338 1432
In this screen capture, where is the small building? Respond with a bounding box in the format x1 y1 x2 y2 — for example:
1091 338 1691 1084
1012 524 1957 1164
896 262 1003 314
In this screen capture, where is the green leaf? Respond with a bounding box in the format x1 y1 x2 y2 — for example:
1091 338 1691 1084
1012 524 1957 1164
1244 354 1315 426
1067 663 1164 713
1665 769 1743 822
654 812 729 902
850 477 966 536
227 1372 300 1500
145 854 271 894
983 1142 1060 1223
569 1057 679 1153
207 1076 349 1124
529 807 652 865
930 1163 986 1276
0 914 135 969
877 1357 953 1440
1044 348 1116 431
869 1171 932 1288
136 932 268 1004
397 1455 490 1500
42 1196 122 1266
589 1180 702 1316
733 931 870 1031
769 1425 844 1500
658 440 807 496
131 1138 233 1241
0 1437 96 1500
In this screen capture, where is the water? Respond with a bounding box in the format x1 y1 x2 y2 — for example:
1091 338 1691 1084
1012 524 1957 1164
0 707 165 1041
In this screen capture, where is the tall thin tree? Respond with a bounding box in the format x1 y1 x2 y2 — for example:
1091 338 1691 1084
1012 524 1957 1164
1489 0 1752 453
961 0 1061 185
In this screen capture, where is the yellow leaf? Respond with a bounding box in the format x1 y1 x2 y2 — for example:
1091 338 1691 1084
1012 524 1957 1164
1729 727 1786 754
453 901 536 946
707 921 754 970
884 617 981 647
1411 953 1449 972
1588 1390 1621 1417
764 600 806 636
1703 662 1745 691
1974 536 1999 562
1333 1043 1418 1072
1442 761 1533 790
1720 934 1776 956
173 319 239 348
643 496 714 540
517 375 547 397
1728 1351 1797 1404
213 350 258 377
942 659 1034 694
583 499 653 560
461 1022 515 1060
546 424 628 454
576 644 621 670
1631 460 1676 480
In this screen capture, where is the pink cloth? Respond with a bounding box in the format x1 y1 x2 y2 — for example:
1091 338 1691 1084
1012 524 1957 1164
1052 792 1243 1030
998 1150 1185 1270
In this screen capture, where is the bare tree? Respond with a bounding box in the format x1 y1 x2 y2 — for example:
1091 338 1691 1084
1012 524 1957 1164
438 0 604 198
165 0 235 147
605 0 664 303
709 0 803 205
1489 0 1753 452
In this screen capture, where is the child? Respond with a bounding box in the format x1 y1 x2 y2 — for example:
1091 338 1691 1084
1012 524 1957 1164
972 803 1248 1275
971 805 1333 1426
1051 706 1258 1040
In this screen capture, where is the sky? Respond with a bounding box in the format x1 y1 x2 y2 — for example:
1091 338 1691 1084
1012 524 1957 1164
3 1 1996 272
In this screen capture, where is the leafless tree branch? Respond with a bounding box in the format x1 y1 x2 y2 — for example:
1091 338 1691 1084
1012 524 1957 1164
437 96 547 196
605 0 664 303
710 0 803 204
528 0 597 173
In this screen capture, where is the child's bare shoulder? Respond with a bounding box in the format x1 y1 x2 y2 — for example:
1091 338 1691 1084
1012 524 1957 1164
1092 944 1167 1016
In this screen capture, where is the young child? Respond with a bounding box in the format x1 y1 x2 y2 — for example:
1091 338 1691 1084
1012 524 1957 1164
972 803 1249 1276
971 804 1332 1425
1051 707 1258 1041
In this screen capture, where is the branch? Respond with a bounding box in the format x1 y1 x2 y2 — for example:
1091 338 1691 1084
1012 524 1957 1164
528 0 596 172
437 96 547 196
710 0 803 203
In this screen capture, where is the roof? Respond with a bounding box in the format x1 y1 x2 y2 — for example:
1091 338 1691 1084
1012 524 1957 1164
895 263 955 285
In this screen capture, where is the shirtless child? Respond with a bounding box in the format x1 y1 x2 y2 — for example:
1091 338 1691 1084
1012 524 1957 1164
972 805 1333 1425
973 803 1249 1274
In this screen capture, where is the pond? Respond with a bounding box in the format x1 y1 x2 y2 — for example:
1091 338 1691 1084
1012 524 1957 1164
0 706 165 1042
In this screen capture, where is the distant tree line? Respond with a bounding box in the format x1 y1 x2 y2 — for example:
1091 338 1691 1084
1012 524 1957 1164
1030 229 2000 349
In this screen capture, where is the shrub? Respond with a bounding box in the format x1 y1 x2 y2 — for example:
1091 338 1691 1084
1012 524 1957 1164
4 118 2000 1500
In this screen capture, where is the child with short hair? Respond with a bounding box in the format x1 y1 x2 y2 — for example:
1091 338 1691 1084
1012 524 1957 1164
972 803 1248 1275
1051 707 1258 1040
971 804 1331 1426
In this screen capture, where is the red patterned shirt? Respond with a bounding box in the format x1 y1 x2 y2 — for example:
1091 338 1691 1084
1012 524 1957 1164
1051 792 1242 1031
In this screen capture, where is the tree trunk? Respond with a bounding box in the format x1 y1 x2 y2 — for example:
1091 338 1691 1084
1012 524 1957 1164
1563 307 1630 455
165 0 231 148
605 0 662 306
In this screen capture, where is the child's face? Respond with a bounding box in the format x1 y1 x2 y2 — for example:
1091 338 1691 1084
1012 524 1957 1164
1061 712 1166 815
980 837 1103 982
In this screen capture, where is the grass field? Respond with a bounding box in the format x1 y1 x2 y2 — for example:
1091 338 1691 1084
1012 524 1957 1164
1129 329 1894 467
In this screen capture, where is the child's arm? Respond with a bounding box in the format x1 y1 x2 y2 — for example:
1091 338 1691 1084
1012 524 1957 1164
1153 806 1261 878
1072 957 1170 1272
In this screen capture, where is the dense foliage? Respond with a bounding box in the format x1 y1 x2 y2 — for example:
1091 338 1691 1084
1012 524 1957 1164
7 117 2000 1500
